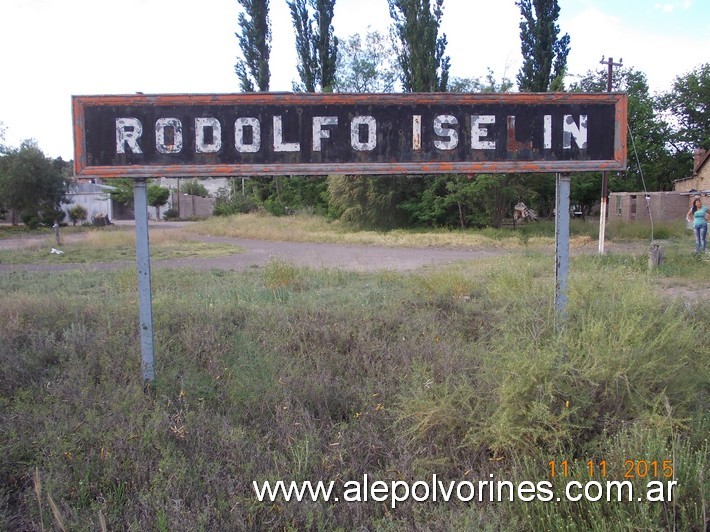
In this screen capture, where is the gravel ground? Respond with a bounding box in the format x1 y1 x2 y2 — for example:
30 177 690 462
1 223 708 302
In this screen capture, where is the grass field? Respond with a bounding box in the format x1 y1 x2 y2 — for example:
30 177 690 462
1 232 708 530
0 226 244 265
188 212 690 249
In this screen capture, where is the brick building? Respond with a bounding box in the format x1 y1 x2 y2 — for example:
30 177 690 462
609 149 709 225
673 149 710 193
608 191 691 224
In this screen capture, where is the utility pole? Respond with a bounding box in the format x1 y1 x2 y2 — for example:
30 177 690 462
598 56 623 254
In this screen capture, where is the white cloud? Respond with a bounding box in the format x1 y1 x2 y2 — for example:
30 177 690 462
654 0 694 12
562 7 708 93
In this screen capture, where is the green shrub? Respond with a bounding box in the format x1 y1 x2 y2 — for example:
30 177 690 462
42 209 66 226
212 191 258 216
263 198 287 216
68 205 88 226
20 213 40 229
163 207 179 220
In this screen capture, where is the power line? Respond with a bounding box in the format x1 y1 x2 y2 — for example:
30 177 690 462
598 56 623 255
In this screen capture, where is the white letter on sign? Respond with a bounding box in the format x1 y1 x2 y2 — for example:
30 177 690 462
563 115 588 149
471 115 495 150
313 116 338 152
235 117 261 153
116 117 143 154
544 115 552 150
195 117 222 153
273 116 300 152
412 115 422 151
434 115 458 150
351 116 377 151
155 118 183 154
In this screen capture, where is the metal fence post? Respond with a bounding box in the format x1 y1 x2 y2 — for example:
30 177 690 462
133 178 156 388
555 173 571 328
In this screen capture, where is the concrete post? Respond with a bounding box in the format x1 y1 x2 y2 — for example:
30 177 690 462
133 179 156 387
555 173 571 327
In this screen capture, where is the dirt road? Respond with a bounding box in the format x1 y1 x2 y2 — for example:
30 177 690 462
0 222 667 274
3 225 708 302
0 229 513 273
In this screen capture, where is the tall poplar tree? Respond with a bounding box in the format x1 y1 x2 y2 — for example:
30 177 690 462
235 0 271 92
387 0 450 92
313 0 338 93
287 0 338 93
510 0 571 225
516 0 570 92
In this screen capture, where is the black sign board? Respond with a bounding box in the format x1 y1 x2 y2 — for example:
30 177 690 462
73 92 627 177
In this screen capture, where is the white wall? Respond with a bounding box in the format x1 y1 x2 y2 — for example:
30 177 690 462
63 192 113 223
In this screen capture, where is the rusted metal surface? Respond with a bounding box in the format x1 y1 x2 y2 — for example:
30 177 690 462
73 92 627 178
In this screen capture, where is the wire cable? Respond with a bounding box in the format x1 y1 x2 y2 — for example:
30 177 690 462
628 124 654 242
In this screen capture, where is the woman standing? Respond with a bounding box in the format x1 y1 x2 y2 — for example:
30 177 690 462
687 198 710 254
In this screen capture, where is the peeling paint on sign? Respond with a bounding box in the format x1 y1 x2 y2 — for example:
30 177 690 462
74 92 627 177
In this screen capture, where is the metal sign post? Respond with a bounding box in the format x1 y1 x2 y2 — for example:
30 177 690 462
133 178 156 388
555 173 571 328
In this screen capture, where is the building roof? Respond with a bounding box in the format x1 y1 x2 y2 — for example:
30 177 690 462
67 183 116 194
694 149 710 175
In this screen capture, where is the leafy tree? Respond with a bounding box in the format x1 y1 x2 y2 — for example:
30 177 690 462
147 184 170 220
388 0 450 92
0 140 69 226
571 67 677 192
448 68 514 93
334 30 398 93
248 175 329 216
468 174 526 228
327 174 422 229
0 121 7 154
516 0 570 92
181 180 209 197
287 0 338 92
659 63 710 151
110 179 172 218
109 178 135 206
235 0 271 92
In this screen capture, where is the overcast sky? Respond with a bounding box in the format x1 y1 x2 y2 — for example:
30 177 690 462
1 0 708 160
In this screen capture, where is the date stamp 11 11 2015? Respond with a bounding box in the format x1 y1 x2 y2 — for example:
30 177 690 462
548 459 674 479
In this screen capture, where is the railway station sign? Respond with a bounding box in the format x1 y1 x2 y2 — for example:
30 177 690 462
73 92 627 178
